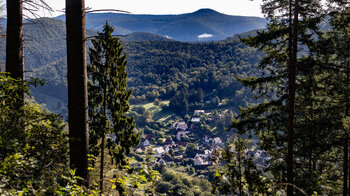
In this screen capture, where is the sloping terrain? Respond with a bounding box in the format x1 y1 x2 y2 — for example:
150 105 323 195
0 17 261 117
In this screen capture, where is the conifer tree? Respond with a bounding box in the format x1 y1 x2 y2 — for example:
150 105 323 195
88 22 139 193
231 0 328 194
6 0 24 104
65 0 89 185
213 134 268 195
313 2 350 194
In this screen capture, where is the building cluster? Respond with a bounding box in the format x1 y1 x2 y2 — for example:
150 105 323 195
133 109 269 170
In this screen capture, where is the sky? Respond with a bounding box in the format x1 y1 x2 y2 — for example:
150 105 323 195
42 0 264 17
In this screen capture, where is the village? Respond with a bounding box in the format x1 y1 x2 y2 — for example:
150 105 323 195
132 109 269 172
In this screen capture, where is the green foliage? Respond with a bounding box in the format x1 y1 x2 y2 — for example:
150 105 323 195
88 22 140 167
0 73 69 194
213 136 268 195
230 0 347 194
126 39 260 109
56 169 100 196
154 168 212 196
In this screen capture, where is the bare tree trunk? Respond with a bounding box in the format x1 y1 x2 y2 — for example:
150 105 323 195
100 80 108 193
344 61 350 196
287 0 299 195
6 0 24 101
344 135 348 196
65 0 89 185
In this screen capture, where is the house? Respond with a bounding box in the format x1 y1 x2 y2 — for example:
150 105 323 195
204 149 211 155
194 153 212 169
193 110 205 116
213 137 222 144
142 139 150 146
191 117 201 123
135 147 145 154
211 142 223 153
172 121 188 131
176 122 188 131
194 156 206 166
203 135 212 143
153 146 165 156
176 130 189 141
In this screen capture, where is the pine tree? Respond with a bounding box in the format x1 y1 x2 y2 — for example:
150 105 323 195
88 22 140 193
6 0 24 103
65 0 89 185
313 2 350 194
213 134 268 195
231 0 328 194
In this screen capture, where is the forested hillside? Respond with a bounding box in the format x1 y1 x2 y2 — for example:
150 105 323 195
125 40 260 112
0 17 260 117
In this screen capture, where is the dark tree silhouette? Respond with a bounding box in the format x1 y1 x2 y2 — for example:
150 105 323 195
65 0 89 184
6 0 24 102
287 0 299 195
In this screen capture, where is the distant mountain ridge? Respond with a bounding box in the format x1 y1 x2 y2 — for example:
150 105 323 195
55 8 266 42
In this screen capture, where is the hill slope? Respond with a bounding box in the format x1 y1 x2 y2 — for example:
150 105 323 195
55 8 266 42
0 18 261 117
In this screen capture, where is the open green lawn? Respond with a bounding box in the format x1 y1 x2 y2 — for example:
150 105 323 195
132 101 176 123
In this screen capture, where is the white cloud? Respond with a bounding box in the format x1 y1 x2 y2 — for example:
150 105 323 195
198 33 214 39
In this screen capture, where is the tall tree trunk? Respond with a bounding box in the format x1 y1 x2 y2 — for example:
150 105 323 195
344 61 350 196
6 0 24 101
287 0 299 195
66 0 89 185
344 135 348 196
100 78 108 193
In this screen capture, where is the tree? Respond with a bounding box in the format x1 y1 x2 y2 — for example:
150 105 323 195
65 0 89 185
232 0 327 194
88 22 139 193
6 0 24 103
287 0 299 194
5 0 52 101
6 0 23 80
315 3 350 194
0 73 68 194
213 135 267 195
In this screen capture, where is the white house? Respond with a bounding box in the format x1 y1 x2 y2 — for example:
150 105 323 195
193 110 205 116
143 139 150 146
213 137 222 144
203 135 212 143
191 117 201 123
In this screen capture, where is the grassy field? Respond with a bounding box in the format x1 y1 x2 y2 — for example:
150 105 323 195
132 101 176 123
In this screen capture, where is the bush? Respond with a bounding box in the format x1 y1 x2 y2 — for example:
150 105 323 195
155 181 173 194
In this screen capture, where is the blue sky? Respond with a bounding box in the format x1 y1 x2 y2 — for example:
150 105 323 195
43 0 264 17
